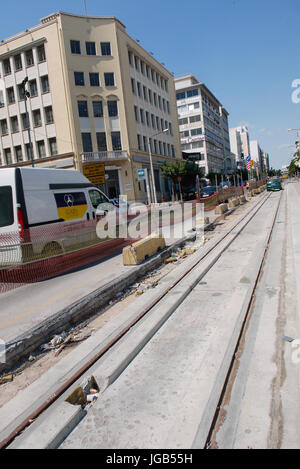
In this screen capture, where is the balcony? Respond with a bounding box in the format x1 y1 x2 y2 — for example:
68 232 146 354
82 150 129 163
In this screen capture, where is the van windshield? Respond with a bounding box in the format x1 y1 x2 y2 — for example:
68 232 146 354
0 186 14 228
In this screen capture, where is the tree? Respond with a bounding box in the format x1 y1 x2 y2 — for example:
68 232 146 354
160 160 204 201
288 158 298 175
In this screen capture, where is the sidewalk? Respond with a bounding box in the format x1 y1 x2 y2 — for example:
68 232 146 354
0 204 223 371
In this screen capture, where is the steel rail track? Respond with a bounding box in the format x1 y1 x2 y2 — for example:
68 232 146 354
0 190 273 449
202 189 283 449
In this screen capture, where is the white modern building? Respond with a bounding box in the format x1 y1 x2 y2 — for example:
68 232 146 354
229 125 251 165
174 75 232 175
250 140 264 171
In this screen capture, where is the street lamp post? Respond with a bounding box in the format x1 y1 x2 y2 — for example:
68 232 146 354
22 77 34 168
147 128 168 204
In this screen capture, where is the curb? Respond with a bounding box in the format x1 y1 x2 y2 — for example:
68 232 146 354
0 231 202 374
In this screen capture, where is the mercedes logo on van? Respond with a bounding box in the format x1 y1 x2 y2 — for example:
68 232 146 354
64 194 74 207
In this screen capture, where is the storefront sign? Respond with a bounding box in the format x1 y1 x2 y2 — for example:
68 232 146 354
83 163 105 185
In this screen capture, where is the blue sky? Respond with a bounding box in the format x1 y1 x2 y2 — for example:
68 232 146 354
2 0 299 169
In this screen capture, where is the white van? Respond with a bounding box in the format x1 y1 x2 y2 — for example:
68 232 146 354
0 167 113 265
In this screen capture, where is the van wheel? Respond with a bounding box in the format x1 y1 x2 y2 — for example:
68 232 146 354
42 242 63 258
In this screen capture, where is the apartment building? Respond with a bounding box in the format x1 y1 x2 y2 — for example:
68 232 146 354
229 125 251 167
174 75 232 175
0 11 181 202
250 140 265 171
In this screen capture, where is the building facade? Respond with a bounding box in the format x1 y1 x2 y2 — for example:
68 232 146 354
174 75 232 175
229 125 251 164
0 11 181 202
250 140 264 172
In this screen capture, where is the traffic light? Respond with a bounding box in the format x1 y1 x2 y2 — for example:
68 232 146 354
241 153 244 160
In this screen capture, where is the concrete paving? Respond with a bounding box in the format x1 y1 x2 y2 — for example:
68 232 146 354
213 182 300 449
56 192 278 449
0 192 266 448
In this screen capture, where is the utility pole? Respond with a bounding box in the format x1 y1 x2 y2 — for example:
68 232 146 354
22 77 34 167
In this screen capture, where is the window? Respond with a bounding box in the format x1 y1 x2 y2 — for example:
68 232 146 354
143 86 148 100
146 111 150 126
15 145 23 162
29 79 38 97
33 109 42 127
41 75 50 93
48 138 57 156
96 132 107 151
153 93 157 106
191 128 202 136
134 105 139 122
37 45 46 62
187 89 199 98
101 42 111 56
0 119 8 136
180 130 189 138
78 100 89 117
21 113 29 130
137 82 141 97
10 116 19 133
81 133 93 152
143 136 148 152
44 106 53 124
74 72 85 86
104 73 114 87
18 84 25 100
89 190 106 208
134 56 139 71
25 143 31 161
189 115 201 123
14 54 22 71
70 40 81 54
0 186 14 228
7 87 15 104
25 50 34 67
86 42 96 55
128 50 133 66
176 92 185 100
92 101 103 117
111 131 122 151
37 141 46 158
131 78 136 94
140 109 145 124
4 149 12 165
3 59 11 75
107 100 118 117
148 89 152 104
137 134 142 151
140 61 145 75
151 114 155 128
89 73 100 86
179 117 188 125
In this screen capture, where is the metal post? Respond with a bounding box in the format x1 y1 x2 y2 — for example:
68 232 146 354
24 96 34 167
22 77 34 167
147 137 157 204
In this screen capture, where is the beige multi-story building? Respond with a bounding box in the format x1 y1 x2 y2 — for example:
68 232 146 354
174 75 232 175
0 11 181 202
